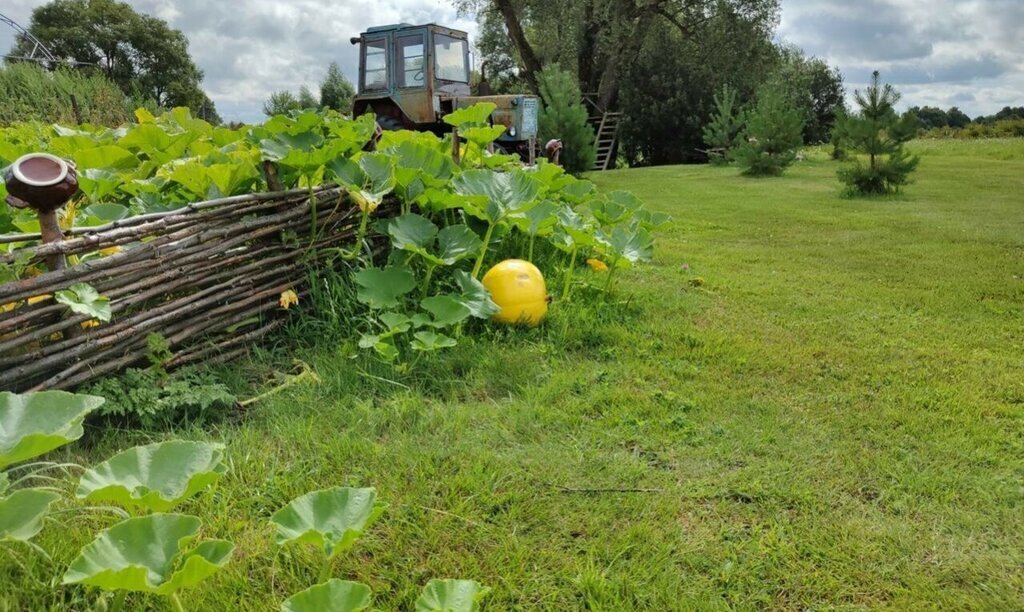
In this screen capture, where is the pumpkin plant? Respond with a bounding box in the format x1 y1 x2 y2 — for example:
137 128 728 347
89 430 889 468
270 486 385 582
326 153 398 259
76 440 227 513
0 488 60 548
282 579 374 612
452 168 541 278
0 390 104 469
416 579 492 612
63 513 233 612
385 213 481 296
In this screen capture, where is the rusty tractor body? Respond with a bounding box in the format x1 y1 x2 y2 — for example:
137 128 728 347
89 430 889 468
350 23 539 155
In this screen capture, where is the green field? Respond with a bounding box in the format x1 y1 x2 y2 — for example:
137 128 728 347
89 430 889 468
5 139 1023 610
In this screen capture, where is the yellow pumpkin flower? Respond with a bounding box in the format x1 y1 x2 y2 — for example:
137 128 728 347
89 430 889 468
27 294 52 305
586 258 609 272
279 289 299 310
80 319 100 329
99 245 123 256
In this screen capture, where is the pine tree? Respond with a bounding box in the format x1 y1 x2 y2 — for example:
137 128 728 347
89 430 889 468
537 64 596 174
320 62 355 113
701 84 745 165
732 85 804 177
833 71 919 195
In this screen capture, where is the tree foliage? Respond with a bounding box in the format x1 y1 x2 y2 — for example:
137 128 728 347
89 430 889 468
701 84 746 164
537 64 596 174
732 84 804 177
833 71 920 195
320 62 355 113
767 46 845 143
11 0 217 122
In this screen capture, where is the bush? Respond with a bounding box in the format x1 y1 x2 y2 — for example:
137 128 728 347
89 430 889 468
0 62 136 126
833 71 919 195
537 64 596 175
732 85 804 176
84 366 236 428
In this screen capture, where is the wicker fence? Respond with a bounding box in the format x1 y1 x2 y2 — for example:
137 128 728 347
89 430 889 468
0 187 391 392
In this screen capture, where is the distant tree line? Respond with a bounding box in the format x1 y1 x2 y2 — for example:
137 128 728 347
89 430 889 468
261 62 355 117
906 105 1024 129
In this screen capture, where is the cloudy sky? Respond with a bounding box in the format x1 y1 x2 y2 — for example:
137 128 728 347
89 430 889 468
1 0 1021 123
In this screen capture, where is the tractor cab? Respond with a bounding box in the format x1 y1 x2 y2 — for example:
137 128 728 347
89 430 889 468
350 23 538 153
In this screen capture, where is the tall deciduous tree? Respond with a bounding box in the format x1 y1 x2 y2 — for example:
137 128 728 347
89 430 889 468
768 46 845 143
11 0 217 121
454 0 780 110
319 62 355 113
833 71 919 195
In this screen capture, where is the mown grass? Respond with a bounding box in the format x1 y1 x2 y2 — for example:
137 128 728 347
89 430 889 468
4 139 1023 610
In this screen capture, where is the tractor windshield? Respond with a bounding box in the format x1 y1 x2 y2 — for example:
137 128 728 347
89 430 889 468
434 34 468 83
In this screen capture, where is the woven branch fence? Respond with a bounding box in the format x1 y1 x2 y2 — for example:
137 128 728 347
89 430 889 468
0 187 394 392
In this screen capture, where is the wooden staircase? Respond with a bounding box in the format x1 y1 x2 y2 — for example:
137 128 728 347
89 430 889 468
582 93 621 171
590 111 622 171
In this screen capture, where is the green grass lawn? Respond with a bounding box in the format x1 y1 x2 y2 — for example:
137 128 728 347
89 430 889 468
6 139 1023 610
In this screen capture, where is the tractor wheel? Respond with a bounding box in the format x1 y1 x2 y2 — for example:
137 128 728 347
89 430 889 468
376 116 404 131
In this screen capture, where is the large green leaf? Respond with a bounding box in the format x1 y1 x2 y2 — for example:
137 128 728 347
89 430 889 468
54 282 111 322
452 169 541 223
510 200 559 237
443 103 497 128
437 226 482 264
453 271 501 319
415 579 491 612
410 331 458 352
281 580 373 612
420 296 472 328
388 214 439 252
72 145 139 171
596 226 654 268
353 266 416 310
0 391 104 469
77 441 227 512
385 141 457 185
271 487 385 560
63 514 233 595
0 489 60 542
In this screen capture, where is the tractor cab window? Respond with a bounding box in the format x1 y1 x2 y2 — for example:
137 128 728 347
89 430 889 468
434 34 469 83
397 34 426 88
362 38 388 90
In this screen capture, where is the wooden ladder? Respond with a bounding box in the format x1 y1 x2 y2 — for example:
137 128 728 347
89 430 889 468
591 111 622 171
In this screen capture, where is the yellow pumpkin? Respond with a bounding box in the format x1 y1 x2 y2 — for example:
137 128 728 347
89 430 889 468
482 259 549 327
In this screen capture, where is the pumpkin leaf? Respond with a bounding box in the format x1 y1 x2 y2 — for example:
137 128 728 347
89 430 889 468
453 271 501 319
0 489 61 543
281 579 373 612
353 266 416 310
443 103 497 129
63 514 233 595
271 487 385 560
436 226 482 264
420 296 472 328
410 331 458 352
0 391 104 469
415 579 491 612
452 169 540 223
388 214 439 252
77 441 227 512
54 282 111 322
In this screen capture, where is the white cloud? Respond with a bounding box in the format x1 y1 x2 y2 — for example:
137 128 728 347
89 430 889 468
778 0 1024 114
3 0 1021 120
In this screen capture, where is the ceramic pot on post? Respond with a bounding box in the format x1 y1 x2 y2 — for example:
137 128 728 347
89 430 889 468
4 153 79 272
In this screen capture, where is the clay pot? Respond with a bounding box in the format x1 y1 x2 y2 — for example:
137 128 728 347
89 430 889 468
4 153 79 213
